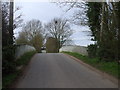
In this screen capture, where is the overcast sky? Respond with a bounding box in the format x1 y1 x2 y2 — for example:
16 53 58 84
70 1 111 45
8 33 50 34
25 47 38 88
14 1 94 46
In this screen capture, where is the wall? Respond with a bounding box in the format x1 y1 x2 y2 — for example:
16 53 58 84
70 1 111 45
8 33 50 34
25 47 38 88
59 45 88 56
15 44 36 59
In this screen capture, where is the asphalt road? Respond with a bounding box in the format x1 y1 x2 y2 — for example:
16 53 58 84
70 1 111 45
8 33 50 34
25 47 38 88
15 53 118 88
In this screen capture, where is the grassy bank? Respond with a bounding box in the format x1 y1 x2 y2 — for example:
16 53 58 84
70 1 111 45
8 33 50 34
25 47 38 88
62 51 119 79
3 50 36 88
16 51 36 66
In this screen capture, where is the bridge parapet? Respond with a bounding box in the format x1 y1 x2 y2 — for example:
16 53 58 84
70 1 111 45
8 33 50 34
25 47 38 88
59 45 88 56
15 44 36 59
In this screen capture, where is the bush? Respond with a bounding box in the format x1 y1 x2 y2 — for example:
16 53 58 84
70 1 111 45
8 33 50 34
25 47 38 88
46 37 59 53
87 44 116 62
3 50 36 88
16 51 36 66
87 44 97 58
97 47 115 62
2 45 16 77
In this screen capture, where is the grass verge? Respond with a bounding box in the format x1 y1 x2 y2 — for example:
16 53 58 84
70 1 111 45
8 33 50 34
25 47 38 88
62 51 119 79
16 51 37 66
3 50 36 88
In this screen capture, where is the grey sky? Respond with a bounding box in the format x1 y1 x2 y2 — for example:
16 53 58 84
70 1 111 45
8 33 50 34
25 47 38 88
14 2 94 46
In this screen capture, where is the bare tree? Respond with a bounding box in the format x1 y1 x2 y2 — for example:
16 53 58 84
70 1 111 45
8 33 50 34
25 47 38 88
16 19 43 52
45 18 73 50
56 1 88 25
16 31 28 44
23 19 43 41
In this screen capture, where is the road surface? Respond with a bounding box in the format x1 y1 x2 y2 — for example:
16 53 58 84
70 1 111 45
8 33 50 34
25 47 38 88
15 53 118 88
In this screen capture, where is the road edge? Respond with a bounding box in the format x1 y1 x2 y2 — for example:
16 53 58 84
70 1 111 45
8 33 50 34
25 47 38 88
63 53 119 86
9 53 37 88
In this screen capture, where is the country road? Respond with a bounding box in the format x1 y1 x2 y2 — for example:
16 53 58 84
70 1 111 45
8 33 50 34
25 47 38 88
15 53 118 88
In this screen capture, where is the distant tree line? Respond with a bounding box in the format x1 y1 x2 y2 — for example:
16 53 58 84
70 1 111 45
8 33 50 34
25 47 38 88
16 18 73 53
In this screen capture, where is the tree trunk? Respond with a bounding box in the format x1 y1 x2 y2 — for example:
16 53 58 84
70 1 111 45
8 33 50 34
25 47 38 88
111 2 119 61
9 0 14 44
100 2 105 42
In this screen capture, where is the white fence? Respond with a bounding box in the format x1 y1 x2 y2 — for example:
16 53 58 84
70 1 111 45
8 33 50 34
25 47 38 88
59 45 88 56
15 44 36 59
